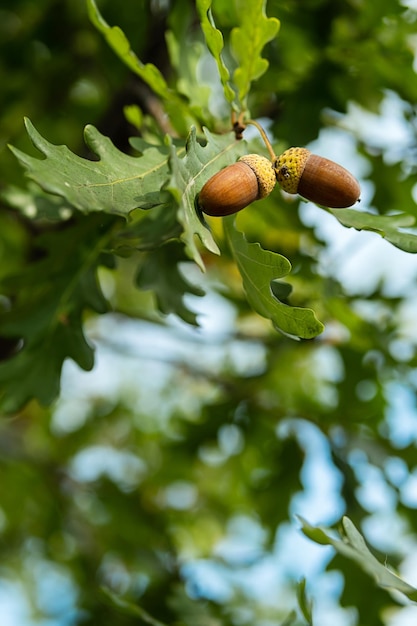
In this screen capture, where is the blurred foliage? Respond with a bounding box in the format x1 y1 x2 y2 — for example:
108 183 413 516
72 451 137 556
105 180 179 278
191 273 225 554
1 0 417 625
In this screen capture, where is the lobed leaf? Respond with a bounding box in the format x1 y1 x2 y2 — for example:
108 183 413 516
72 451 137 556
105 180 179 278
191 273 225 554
231 0 280 107
113 203 183 254
165 30 212 122
196 0 236 105
0 215 115 412
135 241 204 326
0 184 73 222
9 118 172 217
224 218 324 339
299 516 417 602
88 0 201 135
329 208 417 253
87 0 172 101
167 126 246 270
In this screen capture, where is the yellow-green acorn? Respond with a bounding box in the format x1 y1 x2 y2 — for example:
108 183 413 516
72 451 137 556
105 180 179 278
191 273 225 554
199 154 276 217
274 147 360 208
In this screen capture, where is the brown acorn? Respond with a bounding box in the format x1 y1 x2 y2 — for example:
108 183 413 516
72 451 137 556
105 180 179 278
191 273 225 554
199 154 276 217
274 147 360 208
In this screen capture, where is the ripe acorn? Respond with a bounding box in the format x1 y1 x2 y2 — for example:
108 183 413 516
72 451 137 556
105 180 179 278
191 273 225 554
274 147 360 208
198 154 276 217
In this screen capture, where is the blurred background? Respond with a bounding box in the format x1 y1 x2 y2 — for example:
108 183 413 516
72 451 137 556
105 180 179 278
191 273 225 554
1 1 417 625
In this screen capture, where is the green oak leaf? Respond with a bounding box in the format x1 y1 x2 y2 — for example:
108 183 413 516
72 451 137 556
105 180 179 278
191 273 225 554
113 203 182 255
196 0 236 105
0 184 73 222
165 29 212 123
231 0 280 108
167 126 246 270
136 241 204 325
9 118 171 217
87 0 171 101
87 0 193 135
0 307 94 413
0 214 115 412
299 516 417 602
224 218 324 339
330 208 417 253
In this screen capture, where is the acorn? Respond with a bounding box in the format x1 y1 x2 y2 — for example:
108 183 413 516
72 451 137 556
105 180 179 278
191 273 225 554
198 154 276 217
274 147 360 208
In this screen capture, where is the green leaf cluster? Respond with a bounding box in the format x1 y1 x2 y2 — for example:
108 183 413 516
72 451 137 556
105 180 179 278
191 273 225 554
0 215 115 412
196 0 280 111
9 118 171 217
3 0 417 410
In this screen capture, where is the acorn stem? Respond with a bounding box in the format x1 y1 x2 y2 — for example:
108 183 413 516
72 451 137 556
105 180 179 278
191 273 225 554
232 111 246 141
244 119 277 161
